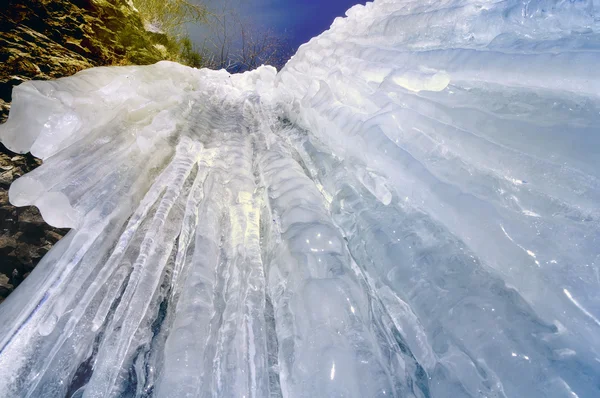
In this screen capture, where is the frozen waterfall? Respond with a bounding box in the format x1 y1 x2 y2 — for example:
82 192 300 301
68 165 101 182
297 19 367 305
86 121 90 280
1 0 599 397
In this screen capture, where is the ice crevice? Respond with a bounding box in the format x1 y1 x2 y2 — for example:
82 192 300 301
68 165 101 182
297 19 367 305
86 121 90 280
1 0 600 397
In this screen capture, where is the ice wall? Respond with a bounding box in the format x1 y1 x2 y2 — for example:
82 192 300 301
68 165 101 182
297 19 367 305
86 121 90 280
0 0 599 397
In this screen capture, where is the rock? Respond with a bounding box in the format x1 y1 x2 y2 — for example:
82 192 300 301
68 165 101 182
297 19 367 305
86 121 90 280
0 235 18 253
0 274 13 303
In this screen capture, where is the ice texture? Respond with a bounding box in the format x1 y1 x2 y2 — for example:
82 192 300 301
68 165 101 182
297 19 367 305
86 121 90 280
0 0 599 397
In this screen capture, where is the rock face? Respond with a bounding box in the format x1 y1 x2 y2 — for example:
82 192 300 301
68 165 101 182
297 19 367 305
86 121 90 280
0 146 70 300
0 0 173 301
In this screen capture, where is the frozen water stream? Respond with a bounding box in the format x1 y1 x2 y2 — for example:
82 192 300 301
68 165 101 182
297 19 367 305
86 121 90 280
0 0 599 397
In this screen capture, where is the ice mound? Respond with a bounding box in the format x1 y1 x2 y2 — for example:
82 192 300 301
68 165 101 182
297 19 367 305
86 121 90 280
0 0 599 397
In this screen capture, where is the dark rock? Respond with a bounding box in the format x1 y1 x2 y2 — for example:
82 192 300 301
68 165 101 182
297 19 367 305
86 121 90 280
0 274 14 303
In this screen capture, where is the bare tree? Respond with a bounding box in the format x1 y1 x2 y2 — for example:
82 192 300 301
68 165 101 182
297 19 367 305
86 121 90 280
199 3 292 72
236 23 292 71
198 1 237 70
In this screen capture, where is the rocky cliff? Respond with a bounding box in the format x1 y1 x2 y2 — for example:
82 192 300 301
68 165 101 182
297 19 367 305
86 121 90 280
0 0 175 301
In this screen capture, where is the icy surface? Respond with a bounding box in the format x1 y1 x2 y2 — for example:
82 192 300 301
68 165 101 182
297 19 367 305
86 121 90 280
1 0 600 397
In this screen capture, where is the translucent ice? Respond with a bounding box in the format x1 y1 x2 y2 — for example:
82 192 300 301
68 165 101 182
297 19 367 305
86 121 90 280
0 0 599 397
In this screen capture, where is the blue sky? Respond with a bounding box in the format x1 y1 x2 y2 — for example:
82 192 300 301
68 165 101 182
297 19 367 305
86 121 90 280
239 0 365 50
190 0 366 53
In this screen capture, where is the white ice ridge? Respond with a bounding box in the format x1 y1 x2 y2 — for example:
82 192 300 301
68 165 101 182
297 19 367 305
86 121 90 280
0 0 599 397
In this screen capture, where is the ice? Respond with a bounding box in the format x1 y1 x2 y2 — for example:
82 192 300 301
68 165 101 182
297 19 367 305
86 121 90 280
0 0 599 396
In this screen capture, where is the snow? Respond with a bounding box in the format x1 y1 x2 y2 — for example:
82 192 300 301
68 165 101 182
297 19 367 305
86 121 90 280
0 0 599 397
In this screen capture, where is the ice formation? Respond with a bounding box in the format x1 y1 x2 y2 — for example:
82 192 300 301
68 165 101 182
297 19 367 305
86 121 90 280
0 0 599 397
